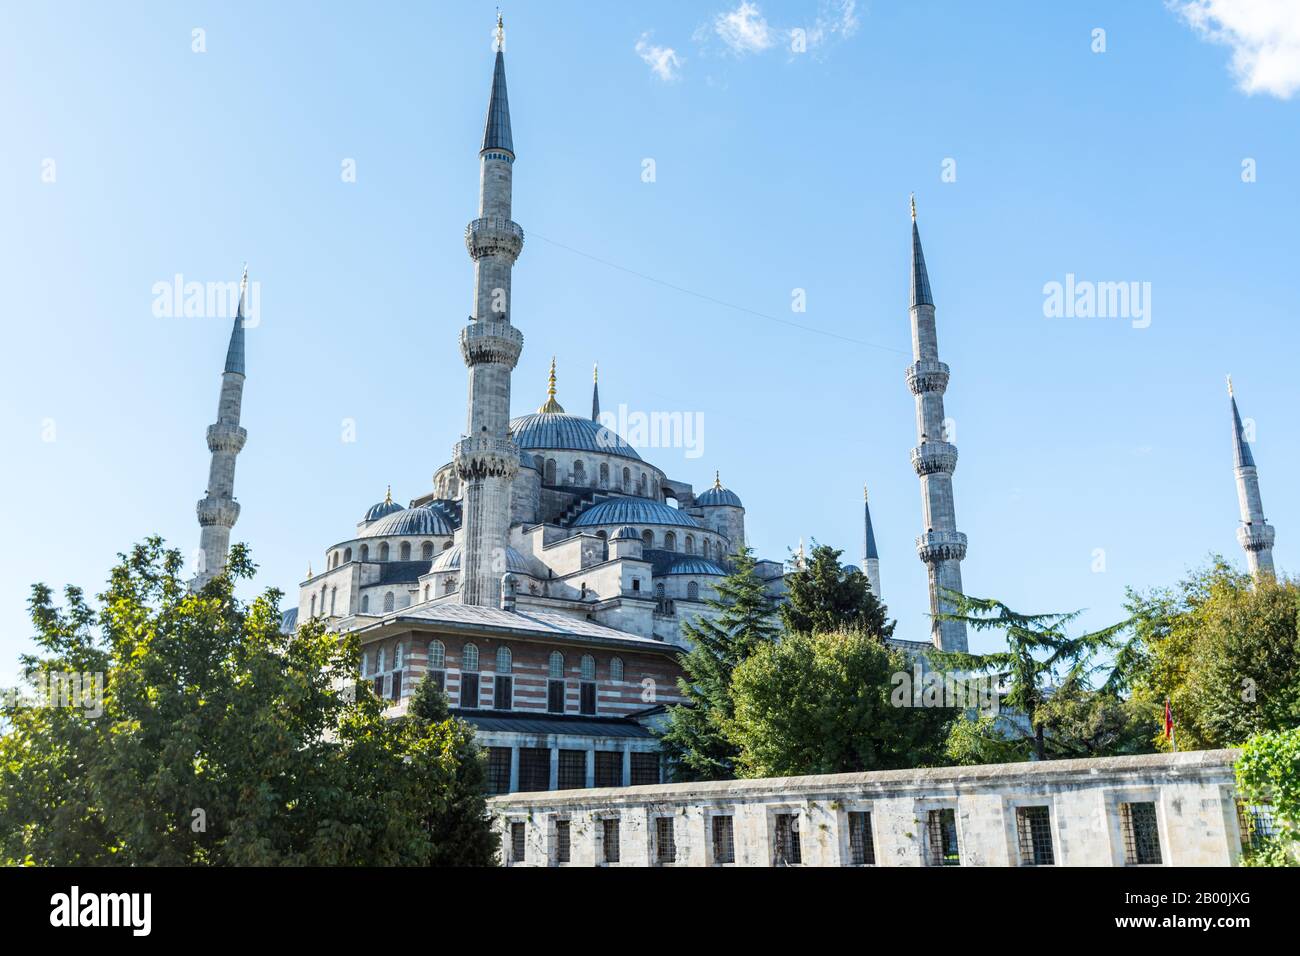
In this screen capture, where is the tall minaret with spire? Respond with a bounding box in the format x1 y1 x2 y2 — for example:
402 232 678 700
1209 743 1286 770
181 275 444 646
1228 376 1276 581
863 484 881 601
906 197 968 651
455 14 525 607
193 266 250 590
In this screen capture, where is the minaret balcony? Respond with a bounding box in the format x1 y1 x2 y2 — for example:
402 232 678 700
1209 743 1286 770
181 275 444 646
906 360 950 395
910 441 958 476
206 423 247 454
454 435 521 480
916 530 967 564
465 217 524 262
459 320 523 368
196 496 240 528
1237 522 1276 553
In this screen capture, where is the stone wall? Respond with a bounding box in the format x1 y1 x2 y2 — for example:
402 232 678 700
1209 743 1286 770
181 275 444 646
488 750 1244 867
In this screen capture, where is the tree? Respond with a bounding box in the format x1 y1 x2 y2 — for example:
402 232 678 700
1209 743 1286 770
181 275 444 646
658 547 779 781
0 537 498 866
1235 727 1300 867
726 631 950 777
1127 560 1300 750
781 542 894 638
934 593 1132 760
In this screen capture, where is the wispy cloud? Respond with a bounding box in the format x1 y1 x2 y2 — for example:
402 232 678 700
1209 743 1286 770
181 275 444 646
803 0 861 50
1170 0 1300 99
635 33 684 81
714 1 775 55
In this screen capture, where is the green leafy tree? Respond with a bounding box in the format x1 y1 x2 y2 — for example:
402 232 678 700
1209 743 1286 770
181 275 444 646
781 543 894 638
1235 727 1300 867
726 630 950 776
935 594 1132 761
1127 560 1300 750
658 547 779 781
0 538 497 866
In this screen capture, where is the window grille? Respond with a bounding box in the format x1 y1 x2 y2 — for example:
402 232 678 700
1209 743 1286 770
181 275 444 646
610 657 624 682
848 811 875 865
602 818 620 864
510 822 526 863
655 817 676 864
460 672 480 709
462 643 479 671
580 654 596 680
1120 802 1162 865
630 753 660 786
1236 801 1279 851
494 674 513 710
428 640 445 668
558 750 587 790
518 748 550 792
548 651 564 679
712 816 735 864
594 751 622 788
547 679 565 713
486 747 511 795
495 645 512 673
927 808 960 866
1016 806 1055 866
554 819 570 864
774 813 802 865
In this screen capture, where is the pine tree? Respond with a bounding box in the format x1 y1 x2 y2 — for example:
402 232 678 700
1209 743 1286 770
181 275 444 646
658 547 779 781
781 542 894 638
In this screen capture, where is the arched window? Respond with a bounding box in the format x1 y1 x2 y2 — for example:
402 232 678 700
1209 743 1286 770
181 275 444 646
655 582 666 601
377 648 386 672
599 462 609 486
610 657 624 682
687 581 699 601
310 595 316 617
360 594 369 613
379 543 390 562
579 655 597 715
496 645 512 673
383 591 395 613
702 539 711 559
360 649 369 678
664 531 676 552
462 643 479 672
685 535 694 555
344 546 352 562
622 467 631 490
331 552 338 569
642 530 654 547
329 587 337 615
533 455 544 474
544 459 557 484
444 578 455 593
580 655 596 681
573 459 585 484
548 651 565 679
422 541 434 560
394 641 404 669
423 584 430 601
360 544 369 562
428 640 446 669
443 540 453 551
637 472 647 495
400 542 411 561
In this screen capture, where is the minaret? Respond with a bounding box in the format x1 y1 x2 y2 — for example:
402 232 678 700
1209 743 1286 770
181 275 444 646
1228 376 1276 580
591 362 600 421
863 483 881 601
193 266 250 590
906 197 968 651
455 14 525 607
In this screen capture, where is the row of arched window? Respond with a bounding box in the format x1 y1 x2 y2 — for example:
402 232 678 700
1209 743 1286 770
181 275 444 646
535 457 651 497
596 528 714 557
330 539 453 569
360 640 626 684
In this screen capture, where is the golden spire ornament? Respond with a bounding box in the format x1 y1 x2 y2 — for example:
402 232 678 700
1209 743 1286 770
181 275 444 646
864 482 869 501
384 484 393 505
495 10 504 51
538 356 565 414
1226 374 1234 397
714 471 723 491
910 193 917 223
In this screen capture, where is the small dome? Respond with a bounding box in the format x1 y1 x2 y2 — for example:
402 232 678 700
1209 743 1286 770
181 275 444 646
572 497 701 530
430 544 532 575
696 474 742 508
843 564 862 574
613 526 640 540
363 491 404 522
663 557 727 576
361 505 455 538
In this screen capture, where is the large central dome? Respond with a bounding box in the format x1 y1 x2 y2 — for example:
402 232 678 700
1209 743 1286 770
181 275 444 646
509 412 642 461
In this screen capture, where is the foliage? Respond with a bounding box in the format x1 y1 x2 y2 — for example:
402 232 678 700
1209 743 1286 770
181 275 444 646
726 631 950 777
658 548 779 781
780 543 894 639
1235 727 1300 867
0 538 497 866
1127 560 1300 750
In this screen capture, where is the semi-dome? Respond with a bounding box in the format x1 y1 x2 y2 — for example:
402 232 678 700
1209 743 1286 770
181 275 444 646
613 526 640 540
696 472 742 507
571 497 701 529
510 413 643 462
663 557 727 576
430 543 532 575
363 487 404 522
361 505 456 538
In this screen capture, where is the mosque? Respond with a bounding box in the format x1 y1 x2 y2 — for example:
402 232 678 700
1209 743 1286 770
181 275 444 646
185 21 1277 794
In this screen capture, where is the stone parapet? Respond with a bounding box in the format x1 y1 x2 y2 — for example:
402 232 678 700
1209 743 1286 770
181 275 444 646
910 441 958 477
454 436 521 480
916 530 967 563
905 359 950 395
459 319 524 368
465 217 524 262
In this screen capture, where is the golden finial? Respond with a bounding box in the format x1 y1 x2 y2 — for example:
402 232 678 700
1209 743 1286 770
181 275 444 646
384 484 393 506
864 482 869 502
538 356 565 413
307 562 313 579
593 362 598 383
495 10 504 51
910 193 917 223
714 470 723 491
1226 374 1234 397
240 262 249 297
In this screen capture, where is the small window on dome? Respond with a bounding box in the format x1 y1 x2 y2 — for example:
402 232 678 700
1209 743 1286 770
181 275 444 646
422 541 433 560
400 542 411 561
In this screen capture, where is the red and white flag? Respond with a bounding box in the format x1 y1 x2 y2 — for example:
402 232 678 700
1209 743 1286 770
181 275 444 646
1164 697 1176 752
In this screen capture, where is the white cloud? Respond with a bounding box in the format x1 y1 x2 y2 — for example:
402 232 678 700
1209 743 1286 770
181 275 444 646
714 1 775 55
635 33 683 81
1170 0 1300 99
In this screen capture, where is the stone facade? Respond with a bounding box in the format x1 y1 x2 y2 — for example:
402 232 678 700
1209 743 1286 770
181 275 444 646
489 750 1244 867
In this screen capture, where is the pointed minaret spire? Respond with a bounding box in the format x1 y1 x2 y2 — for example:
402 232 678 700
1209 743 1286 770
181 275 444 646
906 201 968 651
538 357 565 413
192 266 251 590
1227 376 1275 581
482 15 513 154
863 483 882 601
591 362 601 421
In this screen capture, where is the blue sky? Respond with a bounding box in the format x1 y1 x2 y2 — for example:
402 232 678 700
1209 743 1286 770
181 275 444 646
3 1 1298 682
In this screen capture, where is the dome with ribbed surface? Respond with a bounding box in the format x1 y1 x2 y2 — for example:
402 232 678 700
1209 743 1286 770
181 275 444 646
430 543 532 574
613 526 640 540
510 413 642 461
664 558 727 576
696 485 742 507
361 506 456 538
571 497 700 529
363 497 404 522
